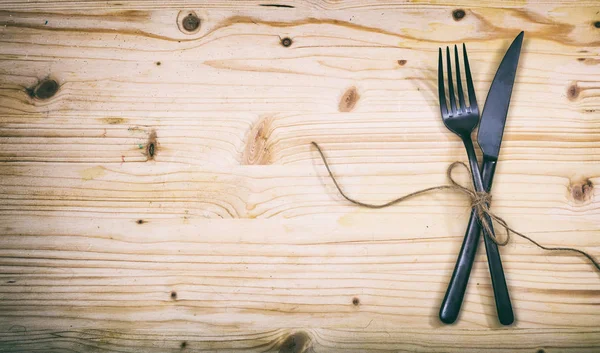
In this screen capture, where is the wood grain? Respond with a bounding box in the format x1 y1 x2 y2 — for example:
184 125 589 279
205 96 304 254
0 0 599 351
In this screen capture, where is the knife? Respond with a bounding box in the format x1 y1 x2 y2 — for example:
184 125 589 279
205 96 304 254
439 31 524 325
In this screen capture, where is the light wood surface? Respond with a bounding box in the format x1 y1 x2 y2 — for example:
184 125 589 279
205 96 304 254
0 0 599 351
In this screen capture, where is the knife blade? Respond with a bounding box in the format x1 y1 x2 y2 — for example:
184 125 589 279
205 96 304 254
478 31 525 160
439 31 524 325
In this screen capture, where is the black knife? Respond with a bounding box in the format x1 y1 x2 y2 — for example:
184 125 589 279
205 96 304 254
439 31 524 325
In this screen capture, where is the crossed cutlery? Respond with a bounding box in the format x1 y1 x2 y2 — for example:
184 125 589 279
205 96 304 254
437 32 525 325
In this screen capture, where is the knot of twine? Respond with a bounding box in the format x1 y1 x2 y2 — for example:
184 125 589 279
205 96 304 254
311 141 600 272
445 161 509 246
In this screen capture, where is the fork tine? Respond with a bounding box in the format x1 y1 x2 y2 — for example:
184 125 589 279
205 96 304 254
454 45 465 112
445 47 457 115
438 48 448 116
462 43 478 112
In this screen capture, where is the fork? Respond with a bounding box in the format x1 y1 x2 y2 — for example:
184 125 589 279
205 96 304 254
437 45 514 325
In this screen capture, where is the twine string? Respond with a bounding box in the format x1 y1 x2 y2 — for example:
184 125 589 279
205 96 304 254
311 141 600 272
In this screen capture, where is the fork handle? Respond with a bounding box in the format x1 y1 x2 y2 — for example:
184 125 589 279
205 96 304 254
439 143 513 325
439 160 494 324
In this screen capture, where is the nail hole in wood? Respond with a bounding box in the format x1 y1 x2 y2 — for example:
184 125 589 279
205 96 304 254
156 61 161 66
171 291 177 299
137 219 145 224
182 13 200 32
397 59 407 66
180 341 187 349
452 9 466 21
281 37 292 47
594 21 600 28
352 297 360 306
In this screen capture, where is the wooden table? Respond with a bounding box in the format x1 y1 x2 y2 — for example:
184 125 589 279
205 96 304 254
1 1 599 352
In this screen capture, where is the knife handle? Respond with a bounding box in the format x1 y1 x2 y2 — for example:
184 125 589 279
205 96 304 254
439 159 513 325
479 159 514 325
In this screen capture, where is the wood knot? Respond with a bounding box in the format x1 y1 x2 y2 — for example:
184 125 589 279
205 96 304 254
576 57 599 65
29 79 59 100
260 4 295 8
569 179 593 203
146 130 157 160
170 291 177 300
136 219 146 224
397 59 407 66
452 9 466 21
278 331 310 353
101 117 127 125
242 116 273 165
281 37 292 47
352 297 360 306
594 21 600 29
180 341 187 349
567 83 580 101
537 349 545 353
177 11 201 34
339 86 359 112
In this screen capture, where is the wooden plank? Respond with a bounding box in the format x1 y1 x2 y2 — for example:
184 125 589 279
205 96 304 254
0 328 599 352
1 327 599 353
0 0 598 11
0 0 599 351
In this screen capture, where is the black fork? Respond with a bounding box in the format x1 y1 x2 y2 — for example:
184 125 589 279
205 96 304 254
437 45 514 325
